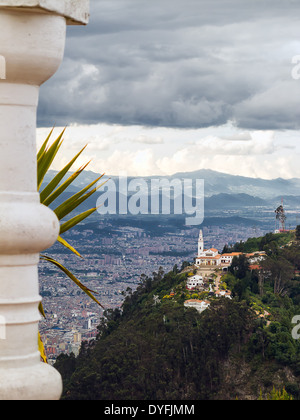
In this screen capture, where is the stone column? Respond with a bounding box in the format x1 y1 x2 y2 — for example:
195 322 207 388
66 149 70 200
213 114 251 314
0 0 89 400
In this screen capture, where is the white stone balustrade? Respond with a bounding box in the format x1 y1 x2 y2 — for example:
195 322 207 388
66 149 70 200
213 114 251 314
0 0 89 400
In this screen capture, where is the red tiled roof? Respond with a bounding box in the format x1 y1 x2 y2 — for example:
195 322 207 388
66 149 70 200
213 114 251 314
249 264 261 270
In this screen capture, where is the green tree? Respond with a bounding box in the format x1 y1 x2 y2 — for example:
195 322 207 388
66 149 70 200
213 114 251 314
296 225 300 241
229 254 249 279
261 256 294 296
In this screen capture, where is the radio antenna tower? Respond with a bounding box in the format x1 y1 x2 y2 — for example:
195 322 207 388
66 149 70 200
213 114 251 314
275 198 287 232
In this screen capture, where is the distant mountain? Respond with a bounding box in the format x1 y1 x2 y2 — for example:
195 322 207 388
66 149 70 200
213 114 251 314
42 169 300 200
41 169 300 232
205 193 267 209
44 190 268 215
172 169 300 199
271 195 300 207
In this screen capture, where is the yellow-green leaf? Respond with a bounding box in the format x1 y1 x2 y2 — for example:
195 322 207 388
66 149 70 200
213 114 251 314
39 301 46 318
37 128 66 190
54 175 104 221
38 333 48 364
40 255 105 309
59 208 98 235
57 235 83 258
40 145 88 203
37 127 54 161
41 162 90 207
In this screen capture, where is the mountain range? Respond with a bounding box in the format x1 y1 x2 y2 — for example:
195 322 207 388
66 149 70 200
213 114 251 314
42 169 300 211
171 169 300 199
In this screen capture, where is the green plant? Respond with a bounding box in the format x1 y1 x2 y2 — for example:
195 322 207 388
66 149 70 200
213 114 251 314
258 386 293 400
38 128 107 307
37 128 106 359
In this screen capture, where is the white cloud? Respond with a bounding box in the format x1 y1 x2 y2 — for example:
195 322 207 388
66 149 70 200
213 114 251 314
91 149 159 177
132 135 164 145
36 123 300 180
221 132 252 141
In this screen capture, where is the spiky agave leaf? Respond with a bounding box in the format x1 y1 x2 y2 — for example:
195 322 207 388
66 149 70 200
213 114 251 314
38 332 48 364
37 128 106 316
53 175 105 221
37 128 66 190
39 145 88 204
40 255 105 310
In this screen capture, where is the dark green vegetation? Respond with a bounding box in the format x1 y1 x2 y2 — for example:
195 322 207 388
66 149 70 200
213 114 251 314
55 230 300 400
222 230 295 254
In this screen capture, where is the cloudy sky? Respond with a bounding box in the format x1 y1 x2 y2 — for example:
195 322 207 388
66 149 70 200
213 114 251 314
37 0 300 179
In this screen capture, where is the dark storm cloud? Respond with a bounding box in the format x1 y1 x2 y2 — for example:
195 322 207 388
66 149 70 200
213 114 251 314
38 0 300 130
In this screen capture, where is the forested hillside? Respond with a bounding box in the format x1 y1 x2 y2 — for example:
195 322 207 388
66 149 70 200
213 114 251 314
55 230 300 400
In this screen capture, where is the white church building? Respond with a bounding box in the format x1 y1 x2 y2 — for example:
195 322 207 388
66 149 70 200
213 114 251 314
195 229 243 268
195 230 222 266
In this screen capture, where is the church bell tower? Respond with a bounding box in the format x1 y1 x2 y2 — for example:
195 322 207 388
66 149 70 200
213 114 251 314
198 229 204 256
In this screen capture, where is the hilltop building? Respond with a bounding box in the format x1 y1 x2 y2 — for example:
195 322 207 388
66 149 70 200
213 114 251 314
195 230 222 266
195 229 243 268
186 275 204 290
184 299 210 313
195 229 267 269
